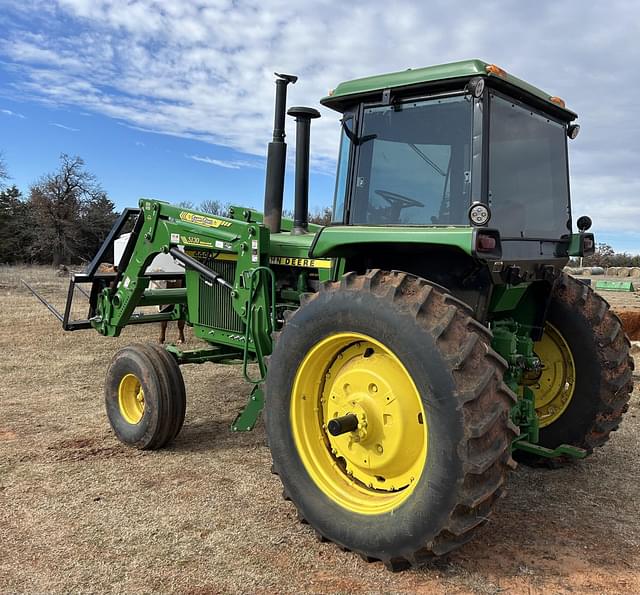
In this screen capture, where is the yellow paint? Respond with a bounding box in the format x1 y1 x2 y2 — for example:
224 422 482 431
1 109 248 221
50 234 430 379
186 249 238 262
118 373 145 424
290 332 427 515
179 211 232 228
531 322 576 428
269 255 332 269
180 236 214 248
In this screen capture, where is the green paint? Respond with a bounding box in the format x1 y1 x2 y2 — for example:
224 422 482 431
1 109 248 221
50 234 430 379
231 206 323 233
310 226 475 258
492 320 539 447
231 385 265 432
322 59 576 118
513 440 587 459
567 232 595 256
242 266 277 384
492 318 585 460
595 280 635 292
165 344 243 365
490 284 530 313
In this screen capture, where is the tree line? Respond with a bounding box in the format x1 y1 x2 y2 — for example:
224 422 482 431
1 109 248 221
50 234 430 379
570 243 640 268
0 153 332 266
0 153 118 266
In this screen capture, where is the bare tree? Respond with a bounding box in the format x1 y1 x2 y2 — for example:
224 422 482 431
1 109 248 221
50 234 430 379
199 199 230 217
309 206 332 226
28 154 107 266
583 243 615 268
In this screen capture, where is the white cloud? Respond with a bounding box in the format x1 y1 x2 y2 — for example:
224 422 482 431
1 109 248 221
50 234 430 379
0 0 639 234
1 108 25 118
50 122 79 131
187 154 262 169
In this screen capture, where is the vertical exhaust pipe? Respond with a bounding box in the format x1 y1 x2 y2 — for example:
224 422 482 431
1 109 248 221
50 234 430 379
263 73 297 233
287 106 321 235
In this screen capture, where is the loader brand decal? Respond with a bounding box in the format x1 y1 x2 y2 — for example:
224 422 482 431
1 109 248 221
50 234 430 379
268 256 332 269
181 235 214 248
179 211 232 229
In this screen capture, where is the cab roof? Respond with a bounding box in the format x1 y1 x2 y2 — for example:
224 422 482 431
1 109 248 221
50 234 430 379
321 59 576 120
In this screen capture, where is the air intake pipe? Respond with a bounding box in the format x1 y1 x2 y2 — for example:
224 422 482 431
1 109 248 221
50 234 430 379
287 106 321 235
263 73 297 233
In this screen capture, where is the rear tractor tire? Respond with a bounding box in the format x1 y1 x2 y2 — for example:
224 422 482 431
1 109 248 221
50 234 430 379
520 272 634 465
265 270 517 568
105 343 186 450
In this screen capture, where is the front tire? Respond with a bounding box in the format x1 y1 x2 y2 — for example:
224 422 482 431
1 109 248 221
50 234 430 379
265 270 517 568
105 343 186 450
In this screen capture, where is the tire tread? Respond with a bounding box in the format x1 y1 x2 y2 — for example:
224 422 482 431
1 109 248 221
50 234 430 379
269 269 517 568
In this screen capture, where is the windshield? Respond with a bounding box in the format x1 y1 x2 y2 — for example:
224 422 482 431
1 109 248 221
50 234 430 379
488 94 570 238
347 95 473 225
331 117 352 223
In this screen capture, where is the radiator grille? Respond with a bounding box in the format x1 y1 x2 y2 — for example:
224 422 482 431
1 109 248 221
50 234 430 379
198 259 244 333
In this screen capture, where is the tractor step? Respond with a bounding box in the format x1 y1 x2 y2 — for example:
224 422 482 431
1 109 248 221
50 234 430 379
513 440 587 459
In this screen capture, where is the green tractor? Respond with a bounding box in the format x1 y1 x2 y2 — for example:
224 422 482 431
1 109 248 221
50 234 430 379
39 60 633 569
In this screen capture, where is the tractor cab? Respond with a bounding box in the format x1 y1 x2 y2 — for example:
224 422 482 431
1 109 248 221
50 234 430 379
321 60 587 264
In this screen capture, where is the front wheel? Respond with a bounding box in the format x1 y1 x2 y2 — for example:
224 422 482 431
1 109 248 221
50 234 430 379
105 343 186 450
265 270 517 568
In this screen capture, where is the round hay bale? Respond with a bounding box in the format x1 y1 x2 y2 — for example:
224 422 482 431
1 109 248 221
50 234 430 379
572 268 584 276
607 267 619 276
618 268 630 278
630 267 640 278
591 266 605 275
564 267 575 275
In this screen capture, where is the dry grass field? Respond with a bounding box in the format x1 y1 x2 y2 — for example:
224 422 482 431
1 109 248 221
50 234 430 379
1 266 639 594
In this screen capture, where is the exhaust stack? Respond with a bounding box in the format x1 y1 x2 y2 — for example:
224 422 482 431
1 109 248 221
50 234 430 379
287 106 321 235
263 73 297 233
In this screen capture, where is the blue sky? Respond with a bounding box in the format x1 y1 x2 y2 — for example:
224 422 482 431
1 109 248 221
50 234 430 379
1 0 639 253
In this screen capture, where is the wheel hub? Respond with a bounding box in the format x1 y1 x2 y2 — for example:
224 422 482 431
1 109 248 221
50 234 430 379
118 373 145 425
323 341 424 491
530 323 576 428
291 332 428 514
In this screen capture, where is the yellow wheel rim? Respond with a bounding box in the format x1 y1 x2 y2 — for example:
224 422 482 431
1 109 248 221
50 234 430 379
118 373 145 424
530 323 576 428
290 332 427 515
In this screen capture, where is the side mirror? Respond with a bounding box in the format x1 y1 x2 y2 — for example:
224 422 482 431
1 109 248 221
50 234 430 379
577 215 592 232
567 124 580 139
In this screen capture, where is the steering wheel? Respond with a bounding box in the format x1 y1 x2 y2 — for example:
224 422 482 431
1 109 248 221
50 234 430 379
375 189 424 209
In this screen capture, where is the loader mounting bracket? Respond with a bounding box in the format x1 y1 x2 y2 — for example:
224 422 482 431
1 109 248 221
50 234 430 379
231 385 265 432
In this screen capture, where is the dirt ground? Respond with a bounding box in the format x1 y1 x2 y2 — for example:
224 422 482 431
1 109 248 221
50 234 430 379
1 266 639 594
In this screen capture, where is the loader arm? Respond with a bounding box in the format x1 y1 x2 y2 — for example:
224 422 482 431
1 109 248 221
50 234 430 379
85 199 274 361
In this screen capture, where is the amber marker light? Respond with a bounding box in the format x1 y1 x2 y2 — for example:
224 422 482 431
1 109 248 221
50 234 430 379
549 96 566 108
485 64 507 77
